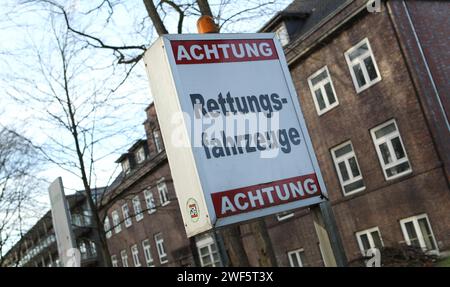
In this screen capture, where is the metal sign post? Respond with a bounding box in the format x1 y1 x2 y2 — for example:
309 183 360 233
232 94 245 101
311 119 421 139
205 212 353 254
312 201 347 267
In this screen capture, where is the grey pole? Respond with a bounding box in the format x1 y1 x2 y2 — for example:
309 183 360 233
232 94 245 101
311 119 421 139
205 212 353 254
312 201 347 267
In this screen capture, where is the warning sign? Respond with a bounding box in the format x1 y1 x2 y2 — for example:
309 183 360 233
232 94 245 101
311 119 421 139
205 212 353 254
144 33 327 236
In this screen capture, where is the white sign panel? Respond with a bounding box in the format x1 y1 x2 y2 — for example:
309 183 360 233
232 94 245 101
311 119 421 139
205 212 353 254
144 33 327 237
48 177 79 267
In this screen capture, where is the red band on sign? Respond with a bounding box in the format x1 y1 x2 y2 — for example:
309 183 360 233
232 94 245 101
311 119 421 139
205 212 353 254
171 39 278 65
212 174 322 218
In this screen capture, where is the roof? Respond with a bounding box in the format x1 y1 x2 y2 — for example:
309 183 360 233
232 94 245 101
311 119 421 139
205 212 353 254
75 187 108 204
115 153 130 163
106 171 125 192
261 0 350 41
115 139 147 163
144 101 155 112
127 139 147 153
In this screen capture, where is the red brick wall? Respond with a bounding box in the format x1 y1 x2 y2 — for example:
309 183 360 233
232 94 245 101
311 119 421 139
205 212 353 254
105 160 195 267
387 0 450 182
403 0 450 113
241 3 450 266
288 4 450 262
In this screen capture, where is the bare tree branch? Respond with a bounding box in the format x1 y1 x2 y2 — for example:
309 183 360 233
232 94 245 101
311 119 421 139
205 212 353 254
160 0 185 34
143 0 168 35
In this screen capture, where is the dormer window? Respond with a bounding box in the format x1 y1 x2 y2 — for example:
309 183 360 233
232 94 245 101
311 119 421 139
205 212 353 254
121 159 130 174
275 23 289 47
135 146 146 164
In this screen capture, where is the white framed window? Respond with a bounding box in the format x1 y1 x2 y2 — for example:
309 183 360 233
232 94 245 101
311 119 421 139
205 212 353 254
90 241 97 256
132 196 144 221
356 227 384 255
111 210 121 234
331 141 365 196
79 242 87 258
104 216 112 238
135 147 146 164
345 38 381 93
307 66 339 115
196 234 222 267
276 211 294 221
121 159 131 174
131 244 141 267
154 233 168 264
157 179 170 206
400 214 438 254
275 23 289 47
370 119 411 180
142 239 154 267
111 255 118 267
144 189 156 214
122 203 132 228
120 250 129 267
287 248 305 267
153 131 163 153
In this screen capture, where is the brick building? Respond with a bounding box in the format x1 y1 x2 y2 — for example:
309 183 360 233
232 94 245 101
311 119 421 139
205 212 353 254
100 104 224 267
1 190 105 267
243 0 450 266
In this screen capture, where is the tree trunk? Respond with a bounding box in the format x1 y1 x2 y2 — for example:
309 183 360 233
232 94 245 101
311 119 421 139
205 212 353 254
143 0 168 35
71 127 112 267
63 64 112 267
85 189 112 267
197 0 213 17
219 225 250 266
249 219 277 266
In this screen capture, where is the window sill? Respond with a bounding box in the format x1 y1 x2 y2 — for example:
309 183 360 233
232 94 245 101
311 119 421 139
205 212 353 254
425 249 440 256
276 213 295 221
317 103 339 117
384 168 412 181
355 77 382 94
342 186 366 197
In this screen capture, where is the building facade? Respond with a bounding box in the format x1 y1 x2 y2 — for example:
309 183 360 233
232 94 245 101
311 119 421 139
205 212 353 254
100 104 223 267
1 190 104 267
244 0 450 266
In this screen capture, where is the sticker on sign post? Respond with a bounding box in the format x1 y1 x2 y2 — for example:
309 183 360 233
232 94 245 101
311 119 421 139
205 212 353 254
144 33 327 237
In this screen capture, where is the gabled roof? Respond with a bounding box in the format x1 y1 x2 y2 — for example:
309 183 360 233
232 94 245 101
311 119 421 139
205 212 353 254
260 10 309 32
115 139 147 164
115 153 130 163
261 0 350 41
127 139 147 153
